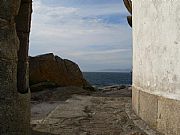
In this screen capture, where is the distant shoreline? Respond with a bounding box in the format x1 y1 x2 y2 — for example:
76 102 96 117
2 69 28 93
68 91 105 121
82 71 132 73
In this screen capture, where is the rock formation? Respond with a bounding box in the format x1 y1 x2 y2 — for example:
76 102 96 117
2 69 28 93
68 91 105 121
16 0 32 94
123 0 132 27
29 53 92 91
0 0 31 134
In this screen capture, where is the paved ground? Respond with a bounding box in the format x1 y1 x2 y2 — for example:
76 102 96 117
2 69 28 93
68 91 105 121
31 86 161 135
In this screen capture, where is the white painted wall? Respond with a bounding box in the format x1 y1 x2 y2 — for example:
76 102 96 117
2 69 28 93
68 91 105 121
133 0 180 100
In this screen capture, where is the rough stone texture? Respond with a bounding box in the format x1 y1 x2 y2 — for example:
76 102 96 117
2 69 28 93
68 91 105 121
126 103 163 135
139 91 158 129
29 53 91 91
132 87 180 135
31 86 92 102
132 86 139 115
31 86 151 135
16 0 32 94
133 0 180 134
157 97 180 135
123 0 132 27
0 0 31 134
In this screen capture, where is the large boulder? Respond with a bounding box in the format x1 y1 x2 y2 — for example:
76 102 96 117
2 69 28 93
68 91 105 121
29 53 92 92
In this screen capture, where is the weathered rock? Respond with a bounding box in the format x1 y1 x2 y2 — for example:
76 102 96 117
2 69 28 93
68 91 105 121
29 53 93 91
123 0 132 15
127 16 132 27
123 0 132 27
0 0 31 134
16 0 32 94
31 86 148 135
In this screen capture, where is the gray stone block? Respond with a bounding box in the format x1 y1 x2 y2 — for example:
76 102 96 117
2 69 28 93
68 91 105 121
157 97 180 135
139 91 158 129
132 86 139 115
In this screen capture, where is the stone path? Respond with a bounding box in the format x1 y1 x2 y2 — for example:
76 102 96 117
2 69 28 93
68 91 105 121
31 86 161 135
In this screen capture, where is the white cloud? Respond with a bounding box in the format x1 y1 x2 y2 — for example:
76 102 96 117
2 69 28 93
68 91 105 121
30 0 132 71
71 49 130 56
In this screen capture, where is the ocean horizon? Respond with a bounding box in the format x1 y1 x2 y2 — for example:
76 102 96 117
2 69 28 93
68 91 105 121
83 72 132 88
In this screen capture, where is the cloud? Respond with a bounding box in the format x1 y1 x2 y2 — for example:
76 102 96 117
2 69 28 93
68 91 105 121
71 49 130 56
30 0 132 71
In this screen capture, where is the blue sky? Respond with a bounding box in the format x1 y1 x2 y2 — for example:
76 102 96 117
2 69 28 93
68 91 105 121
30 0 132 71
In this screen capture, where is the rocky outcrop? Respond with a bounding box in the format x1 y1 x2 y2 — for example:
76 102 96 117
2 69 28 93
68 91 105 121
29 53 92 91
0 0 31 134
16 0 32 94
123 0 132 27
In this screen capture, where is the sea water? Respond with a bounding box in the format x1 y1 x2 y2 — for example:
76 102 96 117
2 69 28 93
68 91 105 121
83 72 132 87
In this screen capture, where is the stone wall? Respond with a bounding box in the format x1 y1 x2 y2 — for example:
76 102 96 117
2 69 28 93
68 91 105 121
132 0 180 134
0 0 31 134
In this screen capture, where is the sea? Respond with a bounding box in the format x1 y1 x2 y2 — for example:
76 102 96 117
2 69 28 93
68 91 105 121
83 72 132 88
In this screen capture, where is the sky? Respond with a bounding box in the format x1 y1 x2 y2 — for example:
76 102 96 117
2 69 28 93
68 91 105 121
29 0 132 72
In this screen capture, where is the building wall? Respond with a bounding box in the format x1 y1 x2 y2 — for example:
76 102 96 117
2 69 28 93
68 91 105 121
132 0 180 134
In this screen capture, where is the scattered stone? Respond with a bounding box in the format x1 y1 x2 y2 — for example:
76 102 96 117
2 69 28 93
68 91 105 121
96 85 132 97
30 82 57 92
31 86 93 102
119 85 127 89
31 86 159 135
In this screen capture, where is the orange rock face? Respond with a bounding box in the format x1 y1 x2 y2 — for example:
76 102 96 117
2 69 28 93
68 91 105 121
29 53 90 90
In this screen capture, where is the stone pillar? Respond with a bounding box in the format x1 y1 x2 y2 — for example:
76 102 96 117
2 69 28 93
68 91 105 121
16 0 32 94
132 0 180 134
0 0 31 134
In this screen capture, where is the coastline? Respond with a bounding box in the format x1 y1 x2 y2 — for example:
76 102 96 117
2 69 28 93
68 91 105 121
83 72 132 88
